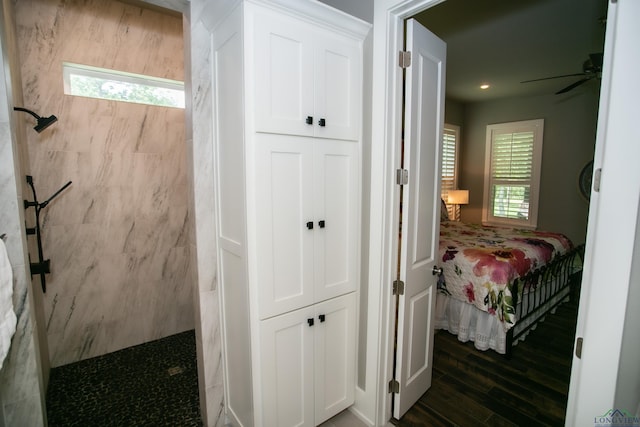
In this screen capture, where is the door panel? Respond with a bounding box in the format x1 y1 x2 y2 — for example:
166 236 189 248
260 305 316 427
314 31 361 141
314 140 359 303
255 135 315 320
393 18 446 419
314 293 356 424
253 6 315 137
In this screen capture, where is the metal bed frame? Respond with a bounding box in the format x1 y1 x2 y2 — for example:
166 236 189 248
505 244 585 358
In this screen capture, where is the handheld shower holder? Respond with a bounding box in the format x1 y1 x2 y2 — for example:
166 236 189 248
23 175 72 293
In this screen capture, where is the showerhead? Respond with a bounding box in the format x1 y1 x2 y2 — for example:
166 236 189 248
13 107 58 133
34 115 58 133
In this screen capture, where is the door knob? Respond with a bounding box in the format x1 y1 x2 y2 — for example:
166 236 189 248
432 266 443 275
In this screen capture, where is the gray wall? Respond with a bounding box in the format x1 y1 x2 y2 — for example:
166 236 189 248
457 89 599 244
318 0 373 23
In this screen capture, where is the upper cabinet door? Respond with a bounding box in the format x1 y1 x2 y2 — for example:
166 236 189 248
313 30 361 141
253 8 315 137
252 6 361 141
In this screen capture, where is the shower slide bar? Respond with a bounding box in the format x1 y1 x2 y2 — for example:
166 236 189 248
23 175 72 293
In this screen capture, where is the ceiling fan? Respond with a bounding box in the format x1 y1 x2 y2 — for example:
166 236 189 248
521 53 603 94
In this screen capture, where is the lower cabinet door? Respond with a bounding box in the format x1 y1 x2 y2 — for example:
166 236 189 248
314 293 356 425
260 305 316 427
259 293 356 427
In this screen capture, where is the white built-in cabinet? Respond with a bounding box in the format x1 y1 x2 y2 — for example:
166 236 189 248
254 134 359 320
212 1 369 426
260 292 356 426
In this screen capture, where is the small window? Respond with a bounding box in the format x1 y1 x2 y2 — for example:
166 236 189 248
441 124 460 219
483 119 544 229
63 62 185 108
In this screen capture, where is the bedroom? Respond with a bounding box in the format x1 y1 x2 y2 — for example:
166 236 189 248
387 0 607 423
415 0 605 245
1 0 636 426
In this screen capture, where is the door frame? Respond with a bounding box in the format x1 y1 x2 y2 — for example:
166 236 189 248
355 0 445 425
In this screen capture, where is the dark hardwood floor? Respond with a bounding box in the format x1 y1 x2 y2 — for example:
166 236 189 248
393 298 579 427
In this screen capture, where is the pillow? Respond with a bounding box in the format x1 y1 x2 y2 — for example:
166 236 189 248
440 198 449 222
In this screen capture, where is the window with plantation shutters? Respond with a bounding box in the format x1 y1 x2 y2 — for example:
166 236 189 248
441 124 460 219
483 119 544 228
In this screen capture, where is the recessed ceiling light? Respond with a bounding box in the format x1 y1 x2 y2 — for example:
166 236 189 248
480 84 490 90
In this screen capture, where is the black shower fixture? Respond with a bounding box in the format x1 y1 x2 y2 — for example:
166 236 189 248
13 106 58 133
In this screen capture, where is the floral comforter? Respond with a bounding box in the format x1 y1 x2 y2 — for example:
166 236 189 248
438 221 573 330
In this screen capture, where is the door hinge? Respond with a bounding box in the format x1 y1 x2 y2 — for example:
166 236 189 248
396 168 409 185
399 50 411 68
388 379 400 393
575 337 583 359
593 168 602 192
393 280 405 295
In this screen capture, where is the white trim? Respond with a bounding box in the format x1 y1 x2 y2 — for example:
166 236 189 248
358 1 444 425
566 0 640 424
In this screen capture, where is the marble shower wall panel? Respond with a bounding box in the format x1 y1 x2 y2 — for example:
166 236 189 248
0 2 46 419
15 0 192 367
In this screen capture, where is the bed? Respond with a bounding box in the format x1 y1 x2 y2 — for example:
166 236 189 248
434 215 584 357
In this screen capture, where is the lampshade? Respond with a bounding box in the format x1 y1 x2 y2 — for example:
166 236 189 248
447 190 469 205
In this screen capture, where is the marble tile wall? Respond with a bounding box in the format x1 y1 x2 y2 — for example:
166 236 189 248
0 0 47 424
14 0 193 367
187 0 225 424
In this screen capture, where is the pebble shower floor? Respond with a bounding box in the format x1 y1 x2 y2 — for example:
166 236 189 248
46 330 202 426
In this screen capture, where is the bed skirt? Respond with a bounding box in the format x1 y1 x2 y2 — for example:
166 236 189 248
434 284 571 354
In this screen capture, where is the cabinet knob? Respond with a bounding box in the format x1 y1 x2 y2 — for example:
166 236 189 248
318 118 326 127
306 116 313 125
306 221 314 230
318 314 325 323
307 318 314 327
318 220 325 229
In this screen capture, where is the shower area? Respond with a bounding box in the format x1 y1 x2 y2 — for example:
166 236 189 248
10 0 196 419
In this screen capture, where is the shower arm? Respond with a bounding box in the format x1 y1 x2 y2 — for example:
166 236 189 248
13 107 41 120
24 176 73 293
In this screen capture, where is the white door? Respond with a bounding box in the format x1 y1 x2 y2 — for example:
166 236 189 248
392 19 446 419
314 140 359 302
314 31 361 141
260 304 316 427
314 293 356 425
253 4 315 137
255 134 315 320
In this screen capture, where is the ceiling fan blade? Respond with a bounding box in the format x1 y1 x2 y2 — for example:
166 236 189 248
589 52 604 68
521 73 586 84
555 78 590 94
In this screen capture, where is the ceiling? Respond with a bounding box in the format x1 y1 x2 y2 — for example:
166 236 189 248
413 0 608 103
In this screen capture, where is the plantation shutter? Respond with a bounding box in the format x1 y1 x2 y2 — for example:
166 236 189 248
483 119 543 229
490 130 534 220
441 125 459 218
